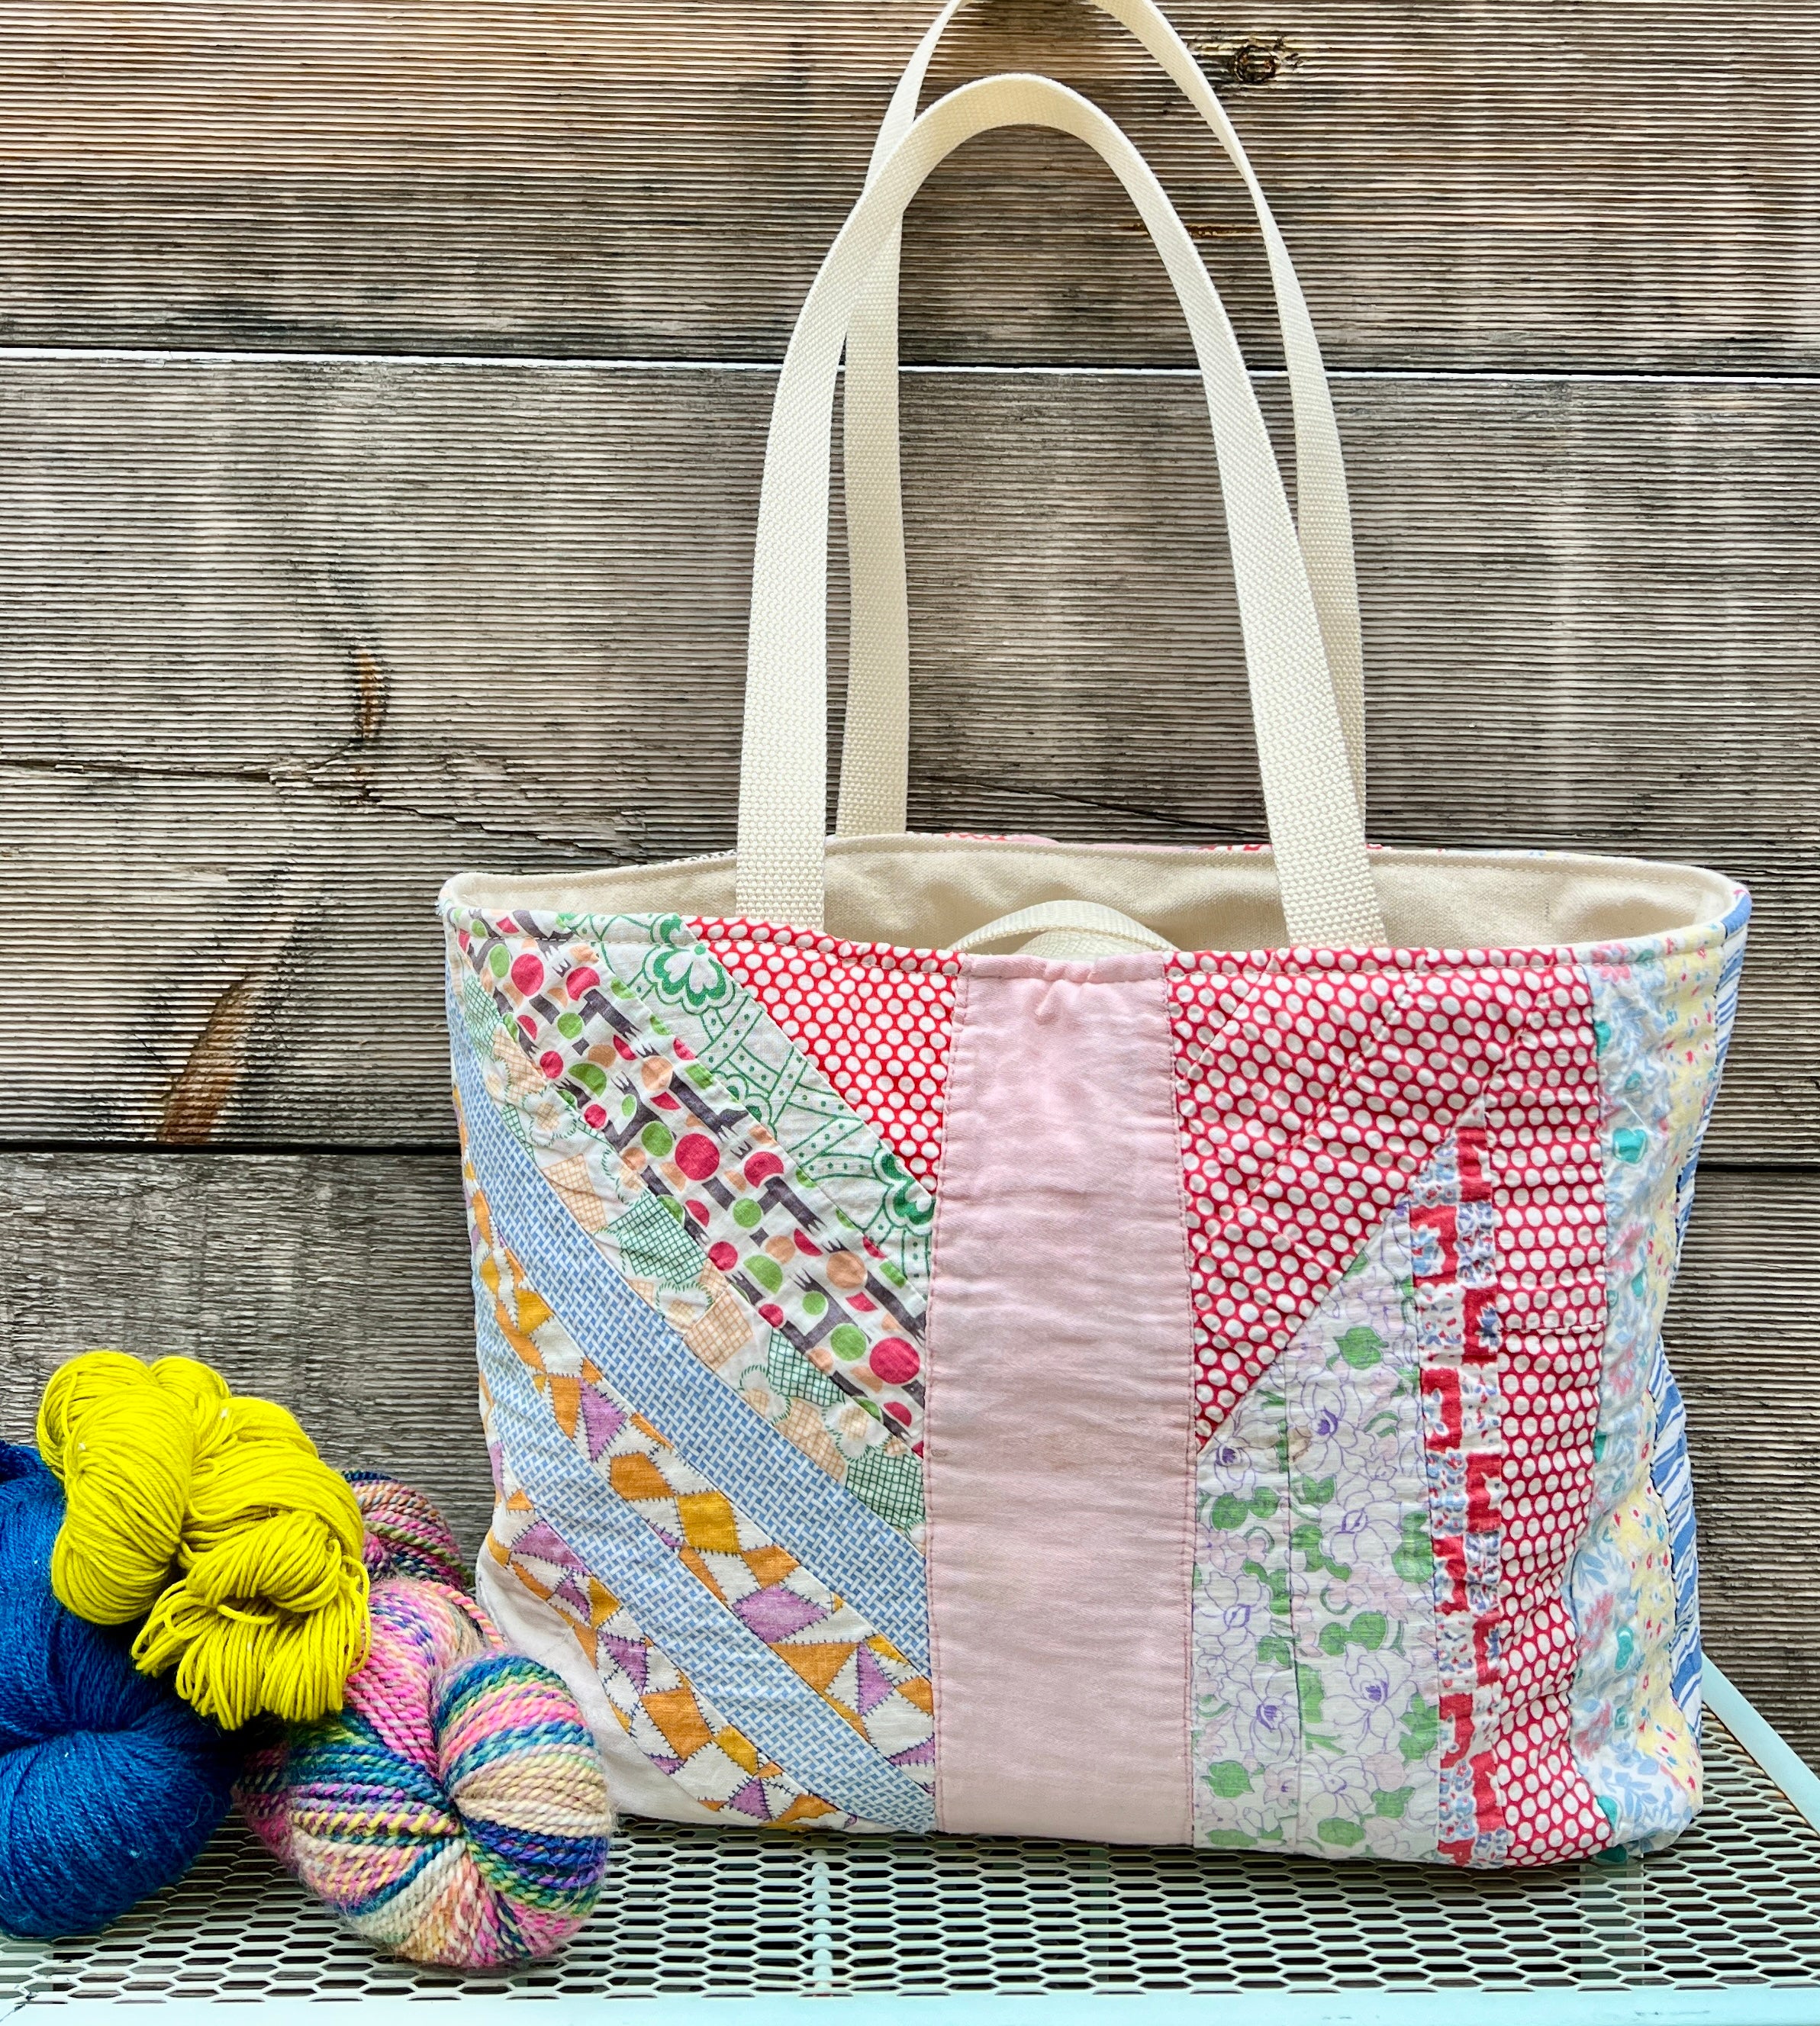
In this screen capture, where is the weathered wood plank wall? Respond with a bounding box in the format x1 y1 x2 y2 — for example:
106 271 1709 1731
2 0 1817 1758
5 2 1818 372
6 364 1815 1148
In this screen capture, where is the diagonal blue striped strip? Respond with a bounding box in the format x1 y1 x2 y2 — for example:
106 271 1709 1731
478 1306 935 1831
450 1006 929 1669
1659 903 1743 1712
1647 1333 1703 1723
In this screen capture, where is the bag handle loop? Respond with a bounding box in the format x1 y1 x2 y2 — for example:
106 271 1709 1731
955 900 1175 955
736 73 1384 951
835 0 1364 839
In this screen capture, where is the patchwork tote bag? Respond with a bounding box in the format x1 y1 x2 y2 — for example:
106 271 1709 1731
442 1 1748 1868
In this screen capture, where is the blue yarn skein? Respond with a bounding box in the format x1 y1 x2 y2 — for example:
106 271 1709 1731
0 1443 238 1937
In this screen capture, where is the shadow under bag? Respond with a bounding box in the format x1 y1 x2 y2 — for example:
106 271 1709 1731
440 0 1747 1866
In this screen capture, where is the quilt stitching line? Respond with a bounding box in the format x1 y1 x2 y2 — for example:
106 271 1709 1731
917 956 968 1837
1162 959 1208 1853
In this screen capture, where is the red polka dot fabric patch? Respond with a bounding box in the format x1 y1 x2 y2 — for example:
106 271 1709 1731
692 921 960 1191
1480 973 1610 1865
1168 942 1611 1866
1169 950 1567 1445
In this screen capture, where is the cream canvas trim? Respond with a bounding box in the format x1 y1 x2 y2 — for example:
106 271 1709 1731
837 0 1364 842
445 839 1740 962
735 75 1382 948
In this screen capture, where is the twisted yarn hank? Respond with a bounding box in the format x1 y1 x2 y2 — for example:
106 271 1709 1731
240 1578 612 1968
0 1444 237 1937
37 1351 369 1730
345 1471 469 1591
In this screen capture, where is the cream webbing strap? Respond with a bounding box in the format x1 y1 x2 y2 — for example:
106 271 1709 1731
955 901 1174 953
737 74 1384 950
836 0 1365 839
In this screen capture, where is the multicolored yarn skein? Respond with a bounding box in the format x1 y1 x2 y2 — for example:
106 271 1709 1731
241 1477 612 1969
37 1351 370 1730
346 1470 469 1591
0 1445 238 1937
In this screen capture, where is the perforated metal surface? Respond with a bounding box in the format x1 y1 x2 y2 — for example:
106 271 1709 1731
3 1713 1817 2008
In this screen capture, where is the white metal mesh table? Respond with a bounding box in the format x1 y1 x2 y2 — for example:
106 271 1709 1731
4 1667 1817 2023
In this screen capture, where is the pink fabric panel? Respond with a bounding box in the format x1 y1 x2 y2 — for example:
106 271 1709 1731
923 952 1197 1843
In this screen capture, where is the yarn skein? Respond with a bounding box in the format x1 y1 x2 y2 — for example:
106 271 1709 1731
345 1471 469 1591
240 1578 613 1968
37 1351 370 1730
0 1444 239 1937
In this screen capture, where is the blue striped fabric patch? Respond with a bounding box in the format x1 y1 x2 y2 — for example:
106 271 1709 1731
1647 1333 1703 1724
452 1011 930 1670
478 1306 935 1831
1676 896 1751 1258
1658 903 1738 1725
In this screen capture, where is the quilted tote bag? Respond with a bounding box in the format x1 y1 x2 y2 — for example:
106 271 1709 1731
442 3 1748 1867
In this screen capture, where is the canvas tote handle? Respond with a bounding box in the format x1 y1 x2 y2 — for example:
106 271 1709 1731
836 0 1364 840
736 73 1384 951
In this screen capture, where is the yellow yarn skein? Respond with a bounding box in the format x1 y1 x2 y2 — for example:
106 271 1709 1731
37 1352 371 1730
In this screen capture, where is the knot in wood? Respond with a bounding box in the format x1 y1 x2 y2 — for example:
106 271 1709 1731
1195 34 1307 88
